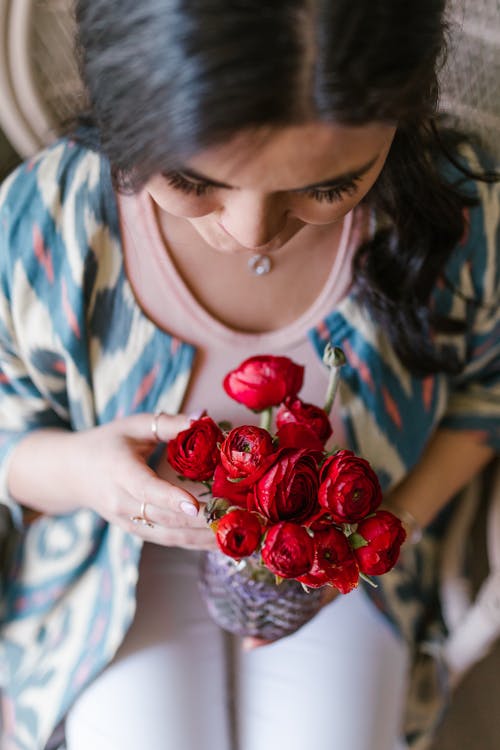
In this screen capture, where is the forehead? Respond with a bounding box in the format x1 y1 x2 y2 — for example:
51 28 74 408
185 121 396 190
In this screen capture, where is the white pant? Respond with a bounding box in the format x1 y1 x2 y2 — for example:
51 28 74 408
65 545 409 750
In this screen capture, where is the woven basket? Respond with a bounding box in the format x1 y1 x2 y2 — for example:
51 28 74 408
198 550 324 640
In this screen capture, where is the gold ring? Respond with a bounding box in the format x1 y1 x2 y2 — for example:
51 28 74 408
130 500 155 528
151 411 166 443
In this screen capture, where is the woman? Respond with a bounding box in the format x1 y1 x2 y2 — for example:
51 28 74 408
0 1 498 748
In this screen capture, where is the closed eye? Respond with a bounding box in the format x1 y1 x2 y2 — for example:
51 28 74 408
301 178 361 203
164 171 212 196
164 171 361 203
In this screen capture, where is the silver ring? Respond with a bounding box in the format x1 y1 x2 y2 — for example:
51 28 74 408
151 411 166 443
130 500 155 529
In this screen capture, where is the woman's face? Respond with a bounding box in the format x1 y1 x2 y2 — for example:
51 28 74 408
146 121 396 254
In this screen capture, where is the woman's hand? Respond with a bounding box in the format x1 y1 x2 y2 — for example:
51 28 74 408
9 413 217 550
73 413 218 549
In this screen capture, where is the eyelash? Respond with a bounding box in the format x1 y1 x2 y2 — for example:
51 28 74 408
165 172 210 197
164 171 360 203
303 181 359 203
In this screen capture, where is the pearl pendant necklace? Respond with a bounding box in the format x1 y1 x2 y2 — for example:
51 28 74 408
248 253 272 276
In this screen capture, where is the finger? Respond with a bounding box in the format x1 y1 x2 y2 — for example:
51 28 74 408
122 514 218 549
127 464 201 518
120 412 192 443
121 489 215 541
124 494 209 529
153 527 218 550
154 411 200 443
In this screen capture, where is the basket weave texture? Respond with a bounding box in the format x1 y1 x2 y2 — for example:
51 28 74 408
198 550 324 640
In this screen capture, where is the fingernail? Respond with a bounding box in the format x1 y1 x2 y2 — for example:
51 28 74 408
180 501 198 517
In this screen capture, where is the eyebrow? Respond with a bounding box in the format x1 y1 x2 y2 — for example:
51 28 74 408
178 153 380 192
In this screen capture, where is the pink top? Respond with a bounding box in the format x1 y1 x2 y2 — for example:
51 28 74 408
118 191 359 491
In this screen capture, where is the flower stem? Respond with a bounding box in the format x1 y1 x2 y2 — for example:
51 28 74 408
359 572 378 589
259 407 273 433
323 343 346 416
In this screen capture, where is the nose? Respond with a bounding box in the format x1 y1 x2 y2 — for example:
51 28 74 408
219 193 286 250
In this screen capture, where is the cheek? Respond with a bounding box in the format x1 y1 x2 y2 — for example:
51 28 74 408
146 185 217 218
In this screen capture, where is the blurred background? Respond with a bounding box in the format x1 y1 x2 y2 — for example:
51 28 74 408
0 0 84 176
0 1 498 748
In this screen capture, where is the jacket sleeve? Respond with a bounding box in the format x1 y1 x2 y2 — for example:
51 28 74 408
0 156 73 522
436 150 500 451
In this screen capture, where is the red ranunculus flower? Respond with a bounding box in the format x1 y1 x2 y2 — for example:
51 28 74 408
276 397 333 445
215 509 263 559
166 415 224 481
212 464 251 508
251 448 320 524
220 425 276 483
276 422 325 451
223 355 304 411
298 527 359 593
296 566 331 588
318 449 382 524
304 507 335 531
261 522 314 578
353 510 406 575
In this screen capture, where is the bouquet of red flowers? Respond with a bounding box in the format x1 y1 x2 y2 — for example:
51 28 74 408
167 344 406 638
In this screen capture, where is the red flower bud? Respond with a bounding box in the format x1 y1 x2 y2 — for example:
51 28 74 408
298 527 359 593
318 449 382 524
223 355 304 411
166 415 223 481
261 522 315 579
212 464 251 508
215 509 263 559
251 448 320 524
353 510 406 575
220 425 276 483
276 397 333 446
276 422 325 451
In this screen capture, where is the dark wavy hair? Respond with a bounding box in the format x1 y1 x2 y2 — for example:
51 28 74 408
75 0 495 375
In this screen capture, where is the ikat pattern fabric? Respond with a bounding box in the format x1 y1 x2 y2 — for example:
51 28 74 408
0 139 497 749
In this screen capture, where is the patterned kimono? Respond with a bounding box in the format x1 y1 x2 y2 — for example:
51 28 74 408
0 138 498 750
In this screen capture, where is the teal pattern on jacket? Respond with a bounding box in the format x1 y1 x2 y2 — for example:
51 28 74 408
0 138 498 749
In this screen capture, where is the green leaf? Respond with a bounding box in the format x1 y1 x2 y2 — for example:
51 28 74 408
204 496 230 522
218 420 233 432
348 532 368 550
324 445 341 458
